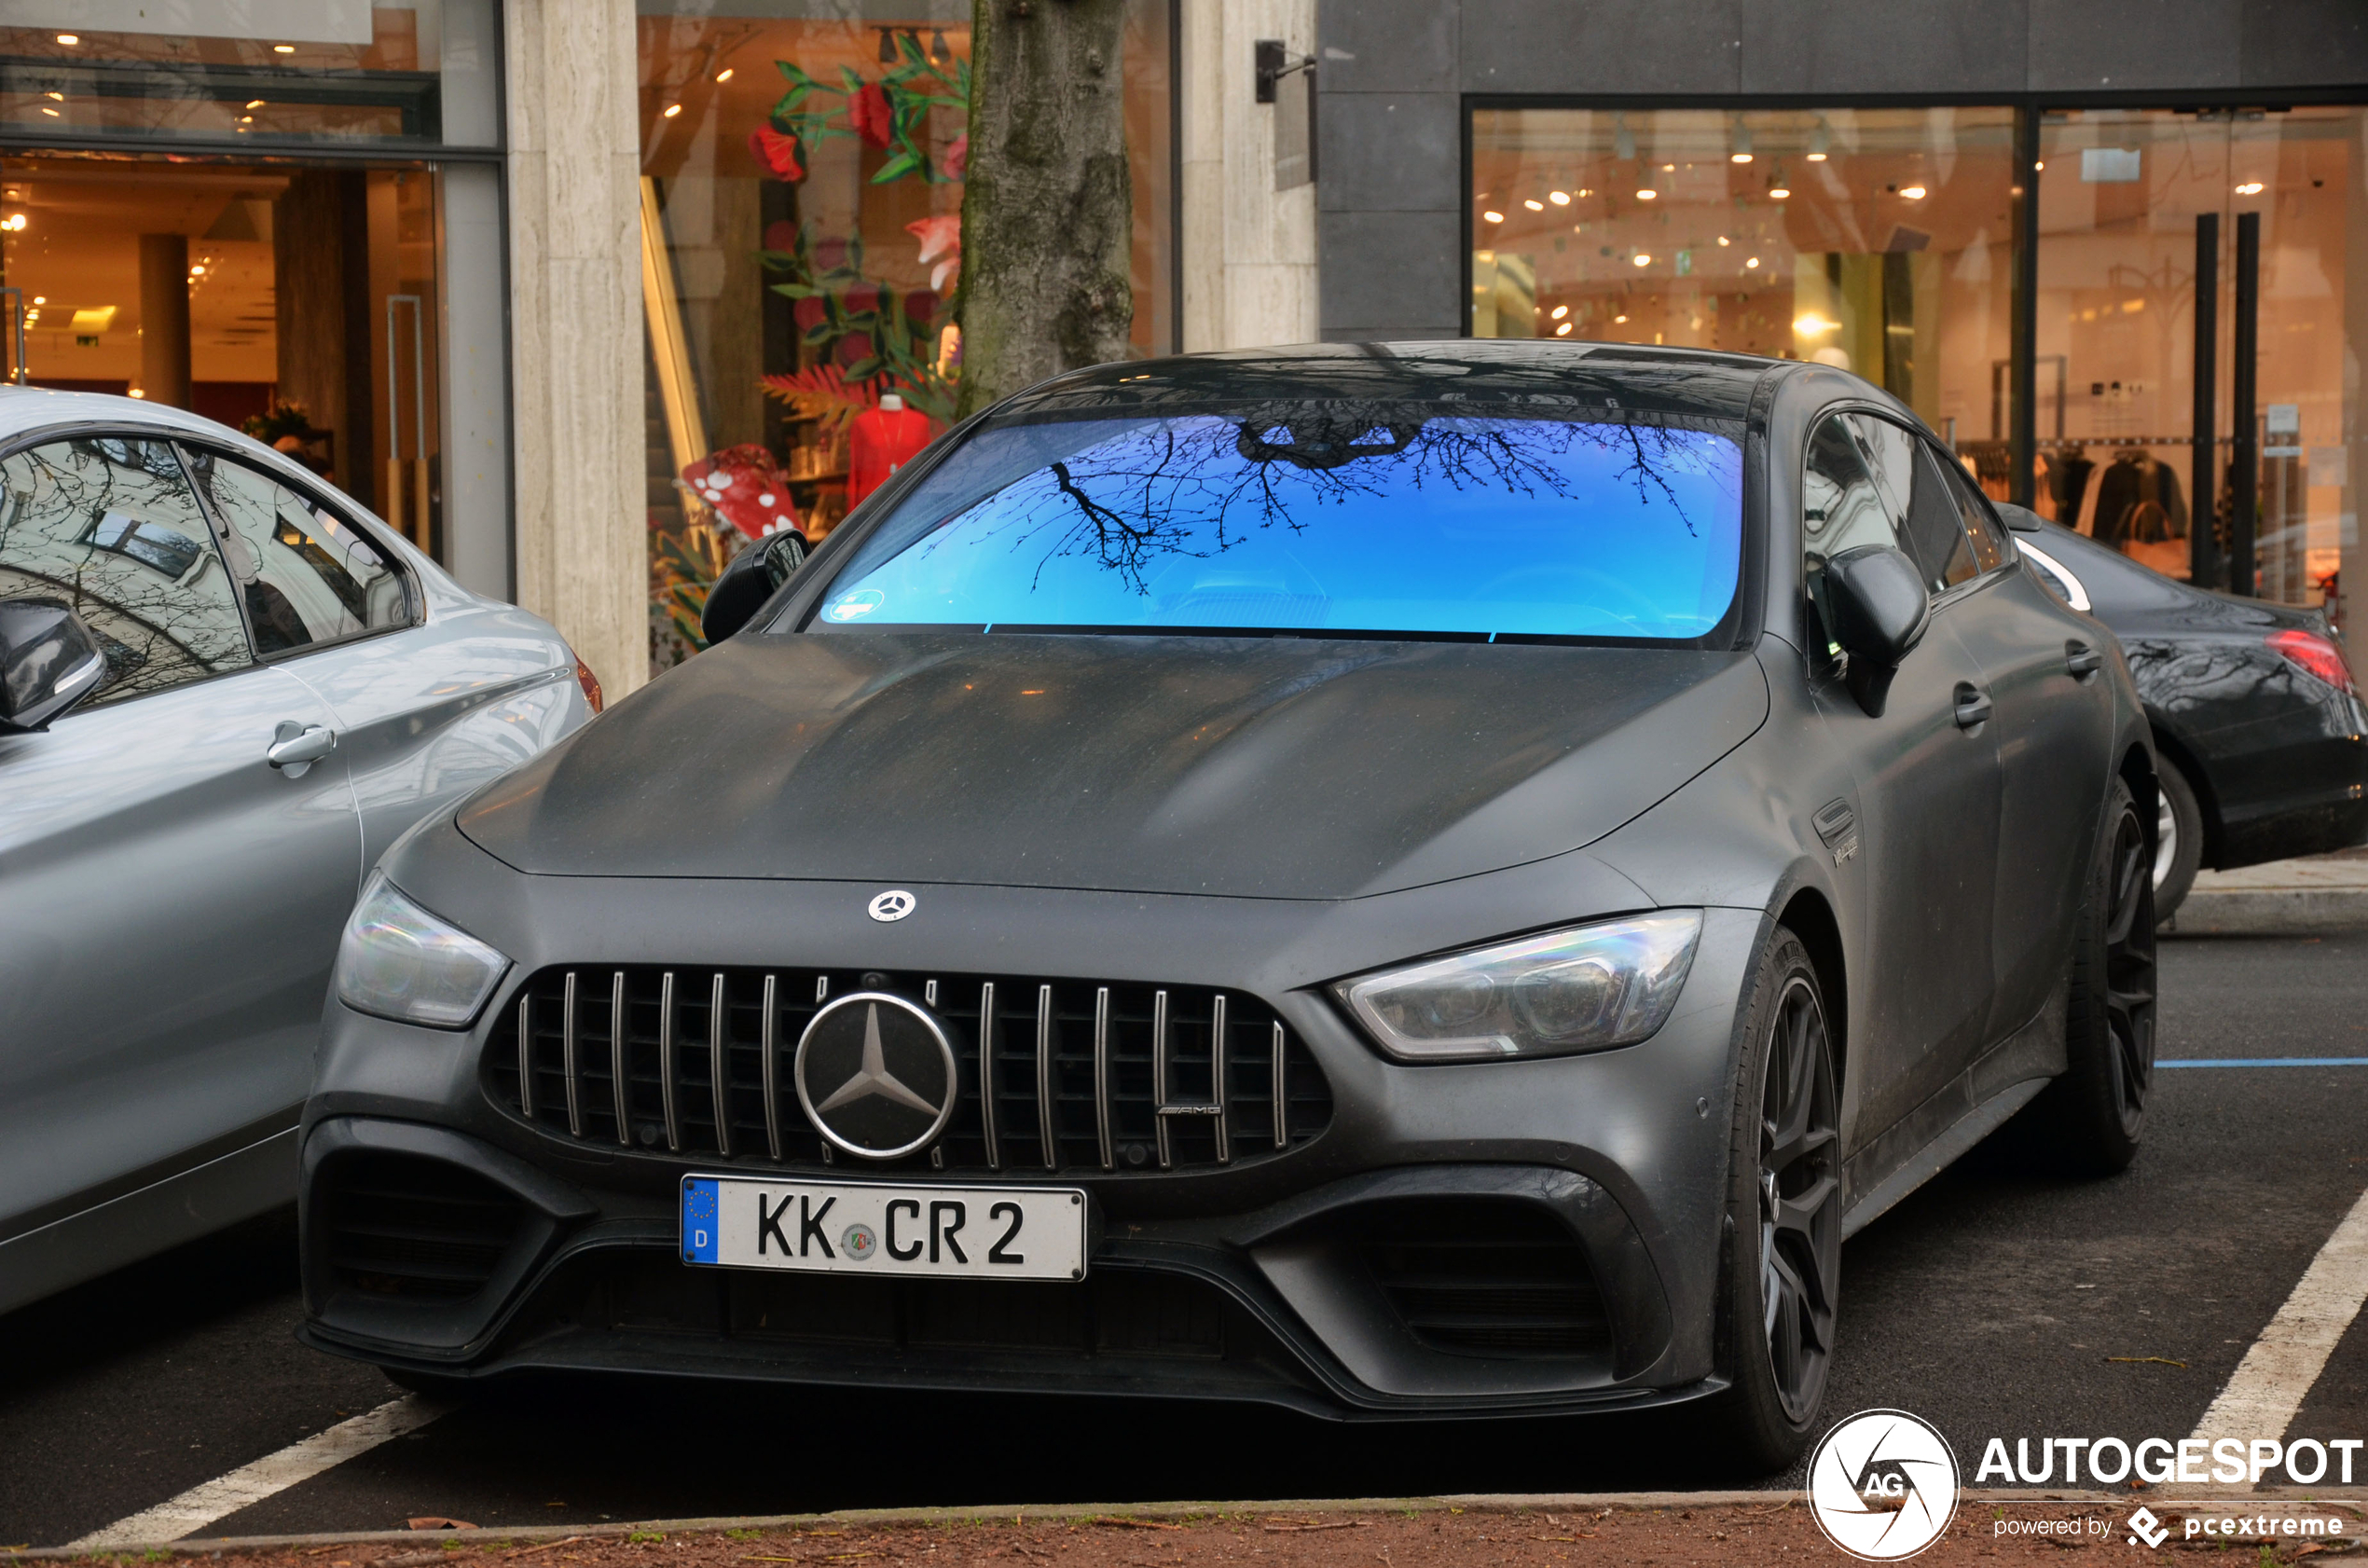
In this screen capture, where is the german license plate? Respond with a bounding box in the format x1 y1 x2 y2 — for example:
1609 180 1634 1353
680 1176 1087 1282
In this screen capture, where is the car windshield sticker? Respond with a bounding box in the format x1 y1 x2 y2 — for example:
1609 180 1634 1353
825 589 886 622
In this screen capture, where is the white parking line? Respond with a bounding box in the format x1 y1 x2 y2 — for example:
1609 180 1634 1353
2192 1183 2368 1446
67 1395 447 1548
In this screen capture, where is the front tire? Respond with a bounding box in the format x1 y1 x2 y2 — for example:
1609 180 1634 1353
2031 775 2157 1174
1701 928 1842 1471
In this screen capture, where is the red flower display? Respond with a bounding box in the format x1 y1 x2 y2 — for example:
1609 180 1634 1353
942 132 968 180
842 282 880 315
834 332 873 366
848 82 893 149
792 296 828 331
746 125 805 181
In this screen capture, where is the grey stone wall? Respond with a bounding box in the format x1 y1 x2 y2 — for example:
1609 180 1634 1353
1314 0 2368 340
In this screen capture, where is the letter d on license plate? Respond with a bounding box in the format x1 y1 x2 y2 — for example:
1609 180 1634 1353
681 1176 1087 1281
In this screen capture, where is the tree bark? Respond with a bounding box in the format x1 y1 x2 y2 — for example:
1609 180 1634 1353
957 0 1133 419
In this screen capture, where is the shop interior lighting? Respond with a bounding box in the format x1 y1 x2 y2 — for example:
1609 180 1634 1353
1548 189 1570 205
1613 313 1628 323
129 388 145 399
1550 304 1569 320
1716 235 1731 246
663 103 682 117
44 91 62 101
1795 312 1838 336
1661 163 1675 172
1807 120 1830 161
1481 209 1505 224
55 34 77 46
1523 199 1543 211
246 98 265 108
714 68 733 82
1633 253 1652 266
1555 322 1573 336
1745 256 1760 268
1576 187 1591 198
1900 184 1928 199
39 107 57 117
1636 187 1658 200
2236 181 2265 195
272 43 295 53
31 296 42 304
189 264 205 276
1769 183 1791 199
2 214 25 231
1729 120 1753 163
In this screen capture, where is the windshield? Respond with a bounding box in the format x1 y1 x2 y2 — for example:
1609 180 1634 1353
808 407 1744 642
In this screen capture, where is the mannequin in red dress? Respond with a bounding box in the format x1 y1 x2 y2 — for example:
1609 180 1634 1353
847 392 936 506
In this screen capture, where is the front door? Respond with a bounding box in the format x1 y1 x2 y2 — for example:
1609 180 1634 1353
1800 411 2004 1144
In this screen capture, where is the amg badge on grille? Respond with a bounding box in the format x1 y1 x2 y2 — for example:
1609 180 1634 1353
793 992 957 1159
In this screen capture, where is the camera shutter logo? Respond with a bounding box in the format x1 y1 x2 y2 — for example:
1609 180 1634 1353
868 888 916 922
1807 1409 1962 1561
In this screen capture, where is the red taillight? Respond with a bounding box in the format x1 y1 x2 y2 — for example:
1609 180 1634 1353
573 655 605 713
2267 627 2357 695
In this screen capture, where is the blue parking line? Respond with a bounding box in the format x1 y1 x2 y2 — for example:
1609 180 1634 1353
2157 1058 2368 1068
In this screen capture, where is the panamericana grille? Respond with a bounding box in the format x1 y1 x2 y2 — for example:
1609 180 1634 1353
484 967 1332 1174
1366 1202 1609 1357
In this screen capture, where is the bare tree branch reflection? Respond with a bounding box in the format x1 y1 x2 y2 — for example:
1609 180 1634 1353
938 408 1724 595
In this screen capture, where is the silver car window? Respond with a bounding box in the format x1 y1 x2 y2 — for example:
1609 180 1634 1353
0 437 253 707
180 449 407 653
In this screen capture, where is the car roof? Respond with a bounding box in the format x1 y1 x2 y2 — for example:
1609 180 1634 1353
0 384 285 447
1001 339 1784 424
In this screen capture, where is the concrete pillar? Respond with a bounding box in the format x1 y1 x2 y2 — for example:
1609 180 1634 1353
503 0 648 697
1177 0 1318 352
137 233 191 409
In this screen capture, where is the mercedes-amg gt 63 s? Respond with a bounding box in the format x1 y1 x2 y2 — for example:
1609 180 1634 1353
301 343 2158 1466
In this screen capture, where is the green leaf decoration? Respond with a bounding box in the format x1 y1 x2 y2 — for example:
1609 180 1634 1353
872 149 919 183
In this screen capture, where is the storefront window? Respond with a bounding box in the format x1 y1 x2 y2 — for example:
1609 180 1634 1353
638 2 1174 673
0 3 498 148
2037 107 2361 607
1469 107 2017 456
0 158 447 554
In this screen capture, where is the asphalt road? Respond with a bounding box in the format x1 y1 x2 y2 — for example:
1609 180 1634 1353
6 931 2366 1547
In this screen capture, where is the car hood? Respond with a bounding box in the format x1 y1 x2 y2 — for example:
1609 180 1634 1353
456 632 1769 899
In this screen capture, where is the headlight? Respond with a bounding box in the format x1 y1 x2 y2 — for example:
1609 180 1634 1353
335 872 512 1028
1335 912 1702 1063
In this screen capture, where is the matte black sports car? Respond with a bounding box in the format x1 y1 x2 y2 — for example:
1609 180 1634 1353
300 343 2157 1468
2002 509 2368 917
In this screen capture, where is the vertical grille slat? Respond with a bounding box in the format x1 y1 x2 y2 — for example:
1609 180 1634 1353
488 965 1332 1176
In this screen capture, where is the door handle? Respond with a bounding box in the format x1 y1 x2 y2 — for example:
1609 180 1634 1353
268 722 336 771
2066 640 2102 678
1952 682 1993 730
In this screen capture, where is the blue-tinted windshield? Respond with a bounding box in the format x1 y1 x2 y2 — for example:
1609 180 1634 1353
813 411 1742 640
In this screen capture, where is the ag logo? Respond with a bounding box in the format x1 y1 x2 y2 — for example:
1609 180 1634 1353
1807 1409 1961 1561
867 888 916 922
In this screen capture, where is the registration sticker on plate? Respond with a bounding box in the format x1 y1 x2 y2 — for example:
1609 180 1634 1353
681 1176 1087 1282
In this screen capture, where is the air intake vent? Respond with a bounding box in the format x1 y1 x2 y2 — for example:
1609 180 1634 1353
484 966 1332 1176
324 1152 527 1300
1366 1202 1609 1357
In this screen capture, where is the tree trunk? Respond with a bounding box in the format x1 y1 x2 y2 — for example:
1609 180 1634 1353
957 0 1133 419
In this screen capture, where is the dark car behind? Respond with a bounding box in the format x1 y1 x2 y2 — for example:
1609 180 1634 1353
2003 506 2368 914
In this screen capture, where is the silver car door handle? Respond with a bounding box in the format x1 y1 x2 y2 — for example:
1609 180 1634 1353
268 722 337 768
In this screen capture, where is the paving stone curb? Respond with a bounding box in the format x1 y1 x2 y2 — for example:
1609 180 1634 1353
2168 887 2368 935
20 1490 2368 1559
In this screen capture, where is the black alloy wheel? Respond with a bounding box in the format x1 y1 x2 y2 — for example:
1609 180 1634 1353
2099 795 2158 1141
1758 971 1841 1425
2030 775 2157 1174
1704 928 1841 1469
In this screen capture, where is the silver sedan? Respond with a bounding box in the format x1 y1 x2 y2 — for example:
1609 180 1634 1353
0 391 593 1313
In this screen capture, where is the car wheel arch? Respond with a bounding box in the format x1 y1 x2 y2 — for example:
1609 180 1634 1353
1774 887 1848 1104
2117 742 2162 863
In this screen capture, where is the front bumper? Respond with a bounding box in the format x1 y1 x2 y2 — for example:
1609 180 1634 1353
300 842 1766 1419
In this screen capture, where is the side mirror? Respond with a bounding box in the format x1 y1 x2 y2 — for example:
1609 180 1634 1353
0 598 105 733
1820 544 1929 717
700 530 808 645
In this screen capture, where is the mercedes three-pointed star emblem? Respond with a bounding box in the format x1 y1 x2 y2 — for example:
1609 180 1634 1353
792 991 957 1160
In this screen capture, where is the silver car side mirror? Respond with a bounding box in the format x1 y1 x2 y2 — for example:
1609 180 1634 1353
0 598 106 733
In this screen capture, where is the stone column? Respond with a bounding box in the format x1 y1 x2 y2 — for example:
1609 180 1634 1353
1177 0 1318 352
137 234 191 410
504 0 649 697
